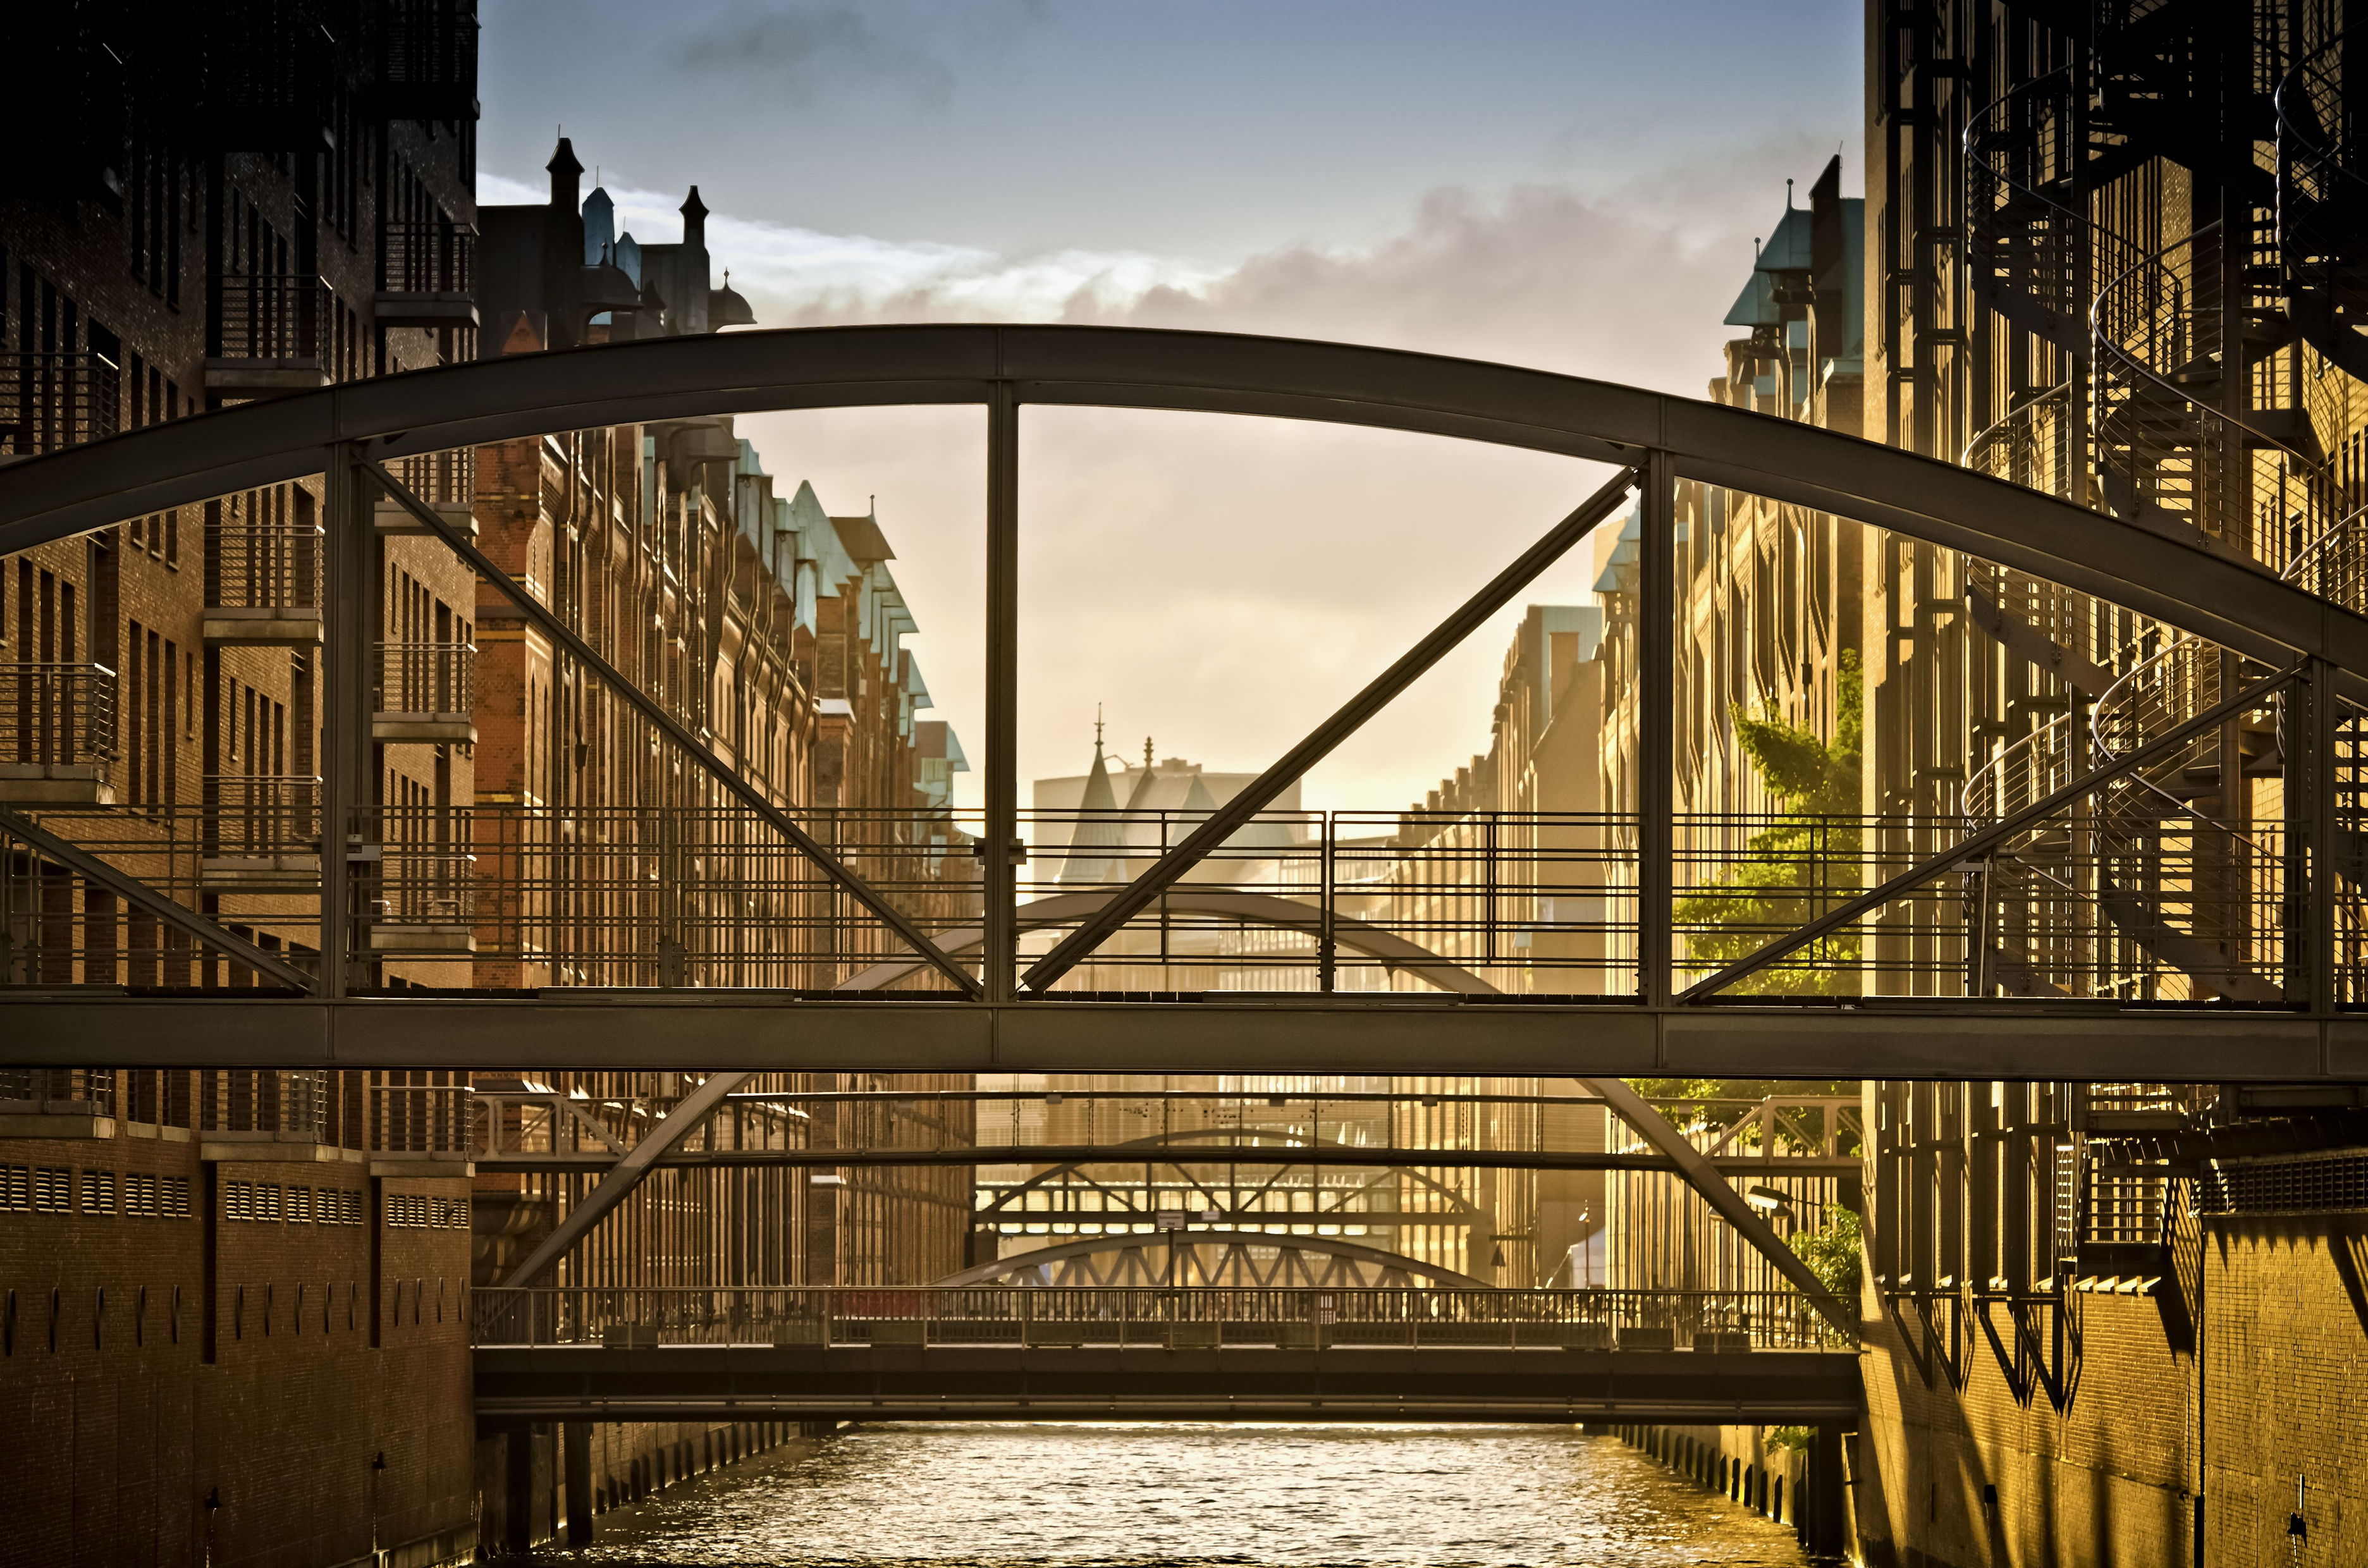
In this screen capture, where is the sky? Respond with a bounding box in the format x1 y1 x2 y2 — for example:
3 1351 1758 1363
477 0 1863 811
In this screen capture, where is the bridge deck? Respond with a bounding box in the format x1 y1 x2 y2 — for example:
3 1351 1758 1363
472 1341 1863 1425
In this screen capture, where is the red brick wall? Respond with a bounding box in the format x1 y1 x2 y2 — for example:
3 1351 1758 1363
1 1137 475 1568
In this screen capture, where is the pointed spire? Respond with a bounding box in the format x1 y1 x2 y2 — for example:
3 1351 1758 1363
548 136 584 213
1143 736 1155 770
681 185 709 252
1062 713 1126 885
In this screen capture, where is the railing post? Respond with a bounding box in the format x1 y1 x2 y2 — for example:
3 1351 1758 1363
984 378 1019 1001
2309 656 2340 1021
1638 450 1676 1007
320 444 376 998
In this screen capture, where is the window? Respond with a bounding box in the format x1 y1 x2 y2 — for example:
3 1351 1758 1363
224 1179 252 1222
0 1164 27 1211
125 1173 159 1215
32 1168 72 1212
288 1185 312 1224
163 1176 190 1217
82 1170 117 1214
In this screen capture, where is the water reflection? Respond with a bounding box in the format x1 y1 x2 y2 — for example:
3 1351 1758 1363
554 1424 1805 1566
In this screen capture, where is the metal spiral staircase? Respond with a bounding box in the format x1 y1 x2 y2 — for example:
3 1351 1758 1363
2279 25 2368 383
2085 639 2287 1001
1957 3 2367 1001
1967 64 2148 361
2090 222 2321 563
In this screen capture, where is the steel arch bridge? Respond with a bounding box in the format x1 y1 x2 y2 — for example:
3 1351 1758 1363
489 893 1850 1332
2 322 2366 1086
967 1124 1496 1227
934 1228 1492 1290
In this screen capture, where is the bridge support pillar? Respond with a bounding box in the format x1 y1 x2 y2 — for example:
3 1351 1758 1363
1808 1423 1850 1559
563 1423 593 1545
500 1428 531 1555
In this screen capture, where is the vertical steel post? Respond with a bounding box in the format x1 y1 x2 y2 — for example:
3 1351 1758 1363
320 444 375 998
1318 811 1336 993
2309 657 2339 1020
984 381 1021 1000
1638 450 1676 1008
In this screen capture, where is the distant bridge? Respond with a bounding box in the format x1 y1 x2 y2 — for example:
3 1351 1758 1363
469 1284 1860 1426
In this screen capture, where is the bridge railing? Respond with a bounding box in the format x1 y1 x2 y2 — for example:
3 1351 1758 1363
471 1285 1851 1351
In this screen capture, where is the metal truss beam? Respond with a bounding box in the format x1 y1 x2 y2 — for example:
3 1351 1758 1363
725 1088 1611 1106
369 462 981 998
932 1228 1492 1287
496 1070 751 1286
0 807 316 993
3 326 2360 687
471 1142 1863 1177
1022 464 1640 991
472 1344 1865 1427
3 996 2361 1079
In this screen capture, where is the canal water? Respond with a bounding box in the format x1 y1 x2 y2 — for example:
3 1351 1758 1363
551 1423 1807 1566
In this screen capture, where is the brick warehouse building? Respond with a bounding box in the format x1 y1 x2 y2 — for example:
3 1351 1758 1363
0 7 976 1565
1564 3 2368 1564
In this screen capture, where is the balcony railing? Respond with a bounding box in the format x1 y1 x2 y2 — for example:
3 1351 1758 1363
200 1068 329 1142
204 775 322 857
0 1068 116 1117
372 1075 469 1155
211 274 332 362
206 520 324 611
0 352 119 455
371 0 481 120
379 221 475 297
1 663 117 769
376 641 475 717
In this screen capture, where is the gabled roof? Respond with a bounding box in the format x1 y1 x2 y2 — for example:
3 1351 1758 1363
1724 202 1815 328
831 512 895 563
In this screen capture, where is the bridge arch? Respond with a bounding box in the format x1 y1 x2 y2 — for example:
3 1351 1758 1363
840 890 1847 1332
838 888 1494 994
0 324 2358 679
972 1126 1487 1224
933 1227 1491 1289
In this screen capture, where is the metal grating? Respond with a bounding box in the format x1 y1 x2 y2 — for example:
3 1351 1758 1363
2198 1155 2368 1215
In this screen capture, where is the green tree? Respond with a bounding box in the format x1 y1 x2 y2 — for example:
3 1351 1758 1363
1631 656 1868 1148
1675 649 1865 994
1789 1205 1863 1299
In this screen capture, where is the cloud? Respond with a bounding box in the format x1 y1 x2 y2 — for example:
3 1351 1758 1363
666 132 1831 395
672 1 1050 107
678 5 952 102
493 136 1847 809
477 169 1223 321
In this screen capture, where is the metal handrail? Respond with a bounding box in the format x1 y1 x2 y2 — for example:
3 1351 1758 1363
211 274 333 361
1 662 118 766
0 351 119 455
471 1283 1854 1351
375 641 477 714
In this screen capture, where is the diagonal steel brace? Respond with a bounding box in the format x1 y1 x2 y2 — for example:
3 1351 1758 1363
366 457 982 998
1022 463 1643 993
499 1070 753 1285
1681 659 2303 1001
0 805 316 992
